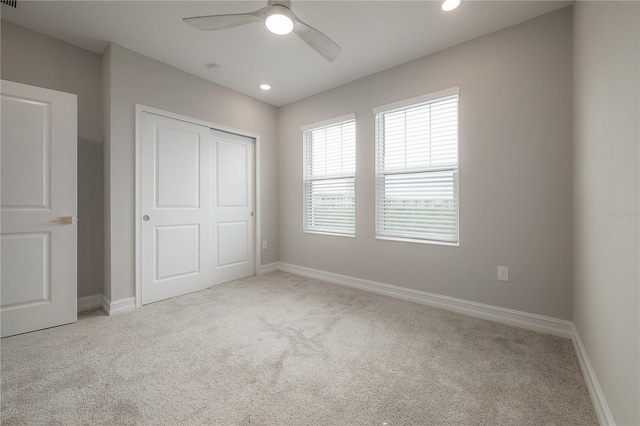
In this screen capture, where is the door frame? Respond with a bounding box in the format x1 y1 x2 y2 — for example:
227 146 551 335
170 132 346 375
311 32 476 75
134 104 261 308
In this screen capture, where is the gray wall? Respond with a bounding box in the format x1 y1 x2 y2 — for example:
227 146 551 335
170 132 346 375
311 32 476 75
1 20 104 298
278 8 574 320
104 43 280 302
78 141 104 297
102 44 112 301
573 2 640 424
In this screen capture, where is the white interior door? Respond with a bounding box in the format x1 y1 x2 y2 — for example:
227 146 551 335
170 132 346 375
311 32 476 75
141 113 214 304
1 80 77 338
211 130 255 285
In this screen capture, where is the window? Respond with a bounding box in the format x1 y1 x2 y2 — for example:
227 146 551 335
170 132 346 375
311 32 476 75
303 114 356 236
374 88 459 245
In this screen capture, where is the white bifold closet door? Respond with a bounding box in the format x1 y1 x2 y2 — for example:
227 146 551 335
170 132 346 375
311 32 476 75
1 80 77 338
141 113 254 305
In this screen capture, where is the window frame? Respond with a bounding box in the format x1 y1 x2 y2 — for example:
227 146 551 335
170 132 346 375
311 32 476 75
373 87 460 247
302 113 357 237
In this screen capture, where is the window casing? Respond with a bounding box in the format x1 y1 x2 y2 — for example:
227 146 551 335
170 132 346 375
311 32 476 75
303 115 356 236
374 88 459 245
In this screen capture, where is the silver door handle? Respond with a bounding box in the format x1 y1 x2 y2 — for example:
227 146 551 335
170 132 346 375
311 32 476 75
250 212 254 216
143 215 150 221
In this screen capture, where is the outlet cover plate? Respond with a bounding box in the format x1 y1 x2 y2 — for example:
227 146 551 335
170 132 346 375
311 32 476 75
498 266 509 282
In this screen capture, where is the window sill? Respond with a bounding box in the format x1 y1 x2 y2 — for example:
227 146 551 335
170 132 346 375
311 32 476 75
375 235 459 247
304 230 356 238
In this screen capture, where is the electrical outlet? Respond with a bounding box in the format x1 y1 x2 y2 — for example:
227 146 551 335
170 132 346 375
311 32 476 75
497 266 509 282
262 240 267 250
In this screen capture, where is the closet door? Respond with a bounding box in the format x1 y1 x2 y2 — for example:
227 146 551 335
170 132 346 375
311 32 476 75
140 112 213 304
211 130 255 284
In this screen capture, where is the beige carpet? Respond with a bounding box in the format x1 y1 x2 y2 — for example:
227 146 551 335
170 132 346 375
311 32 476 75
1 271 597 425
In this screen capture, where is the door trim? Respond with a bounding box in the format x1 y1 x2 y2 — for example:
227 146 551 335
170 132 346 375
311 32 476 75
134 104 262 309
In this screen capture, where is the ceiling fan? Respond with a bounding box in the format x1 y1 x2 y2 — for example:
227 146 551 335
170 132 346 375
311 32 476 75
183 0 342 62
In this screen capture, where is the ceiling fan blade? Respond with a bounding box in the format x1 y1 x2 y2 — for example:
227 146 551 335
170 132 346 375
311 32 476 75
292 18 342 62
183 8 267 31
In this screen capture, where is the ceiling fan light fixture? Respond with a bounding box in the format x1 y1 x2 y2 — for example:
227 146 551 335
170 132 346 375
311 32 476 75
183 1 342 62
442 0 461 11
265 8 294 35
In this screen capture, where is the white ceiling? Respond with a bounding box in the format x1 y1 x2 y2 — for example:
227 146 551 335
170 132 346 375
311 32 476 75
1 0 570 106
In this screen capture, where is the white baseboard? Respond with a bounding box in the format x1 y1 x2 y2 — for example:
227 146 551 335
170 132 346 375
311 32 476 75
101 295 136 316
571 324 615 425
278 262 573 339
257 262 279 275
77 294 102 312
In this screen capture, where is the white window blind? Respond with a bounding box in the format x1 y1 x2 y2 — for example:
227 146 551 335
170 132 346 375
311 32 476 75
375 90 459 244
303 116 356 236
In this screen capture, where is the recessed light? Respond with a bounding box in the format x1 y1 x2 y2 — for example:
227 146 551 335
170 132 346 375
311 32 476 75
442 0 461 11
260 84 271 91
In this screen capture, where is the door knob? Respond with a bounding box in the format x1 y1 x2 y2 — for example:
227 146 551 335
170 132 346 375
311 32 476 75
143 215 150 221
50 216 73 225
